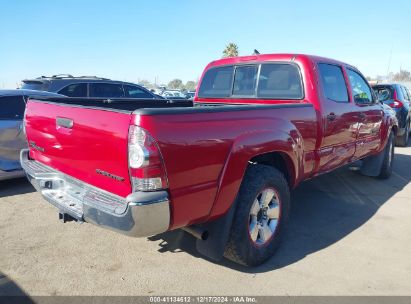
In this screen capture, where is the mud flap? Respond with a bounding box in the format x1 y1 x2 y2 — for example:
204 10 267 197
360 149 385 177
195 198 238 261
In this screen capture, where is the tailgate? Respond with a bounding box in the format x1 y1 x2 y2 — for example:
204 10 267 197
24 100 133 197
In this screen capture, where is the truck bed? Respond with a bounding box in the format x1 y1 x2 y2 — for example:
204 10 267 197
25 97 316 227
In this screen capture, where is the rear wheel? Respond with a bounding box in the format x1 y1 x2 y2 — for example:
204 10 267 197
378 131 395 179
395 121 409 147
224 164 290 266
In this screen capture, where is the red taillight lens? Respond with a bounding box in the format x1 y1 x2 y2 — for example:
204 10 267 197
388 100 403 108
389 90 404 108
128 126 168 191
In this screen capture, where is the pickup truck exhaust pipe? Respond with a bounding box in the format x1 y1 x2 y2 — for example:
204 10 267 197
182 226 209 240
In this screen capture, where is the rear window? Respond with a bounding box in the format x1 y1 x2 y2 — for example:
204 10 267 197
233 65 258 96
198 66 234 98
198 63 303 99
372 85 394 103
257 64 303 99
21 81 46 91
0 96 26 120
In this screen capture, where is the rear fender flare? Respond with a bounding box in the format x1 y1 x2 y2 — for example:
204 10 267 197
207 126 303 221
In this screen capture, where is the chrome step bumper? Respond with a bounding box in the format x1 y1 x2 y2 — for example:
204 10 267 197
20 149 170 237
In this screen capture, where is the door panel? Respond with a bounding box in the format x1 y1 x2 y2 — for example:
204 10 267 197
346 69 384 159
354 104 383 158
317 63 359 172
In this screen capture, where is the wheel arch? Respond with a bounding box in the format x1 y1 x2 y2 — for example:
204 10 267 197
206 127 303 222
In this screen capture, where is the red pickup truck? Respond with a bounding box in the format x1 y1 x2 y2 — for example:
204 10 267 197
21 54 397 266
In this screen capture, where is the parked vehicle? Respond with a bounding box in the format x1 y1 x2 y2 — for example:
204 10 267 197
372 84 411 146
0 90 64 180
185 91 196 100
21 54 397 266
21 75 162 99
161 90 186 98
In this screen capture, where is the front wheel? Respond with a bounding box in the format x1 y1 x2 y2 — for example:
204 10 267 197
224 164 290 266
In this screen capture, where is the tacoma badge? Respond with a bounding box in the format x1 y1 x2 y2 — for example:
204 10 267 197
95 169 125 181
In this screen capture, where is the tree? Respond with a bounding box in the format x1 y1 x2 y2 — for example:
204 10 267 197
168 79 183 89
222 42 239 58
138 79 153 89
392 69 411 82
184 80 197 91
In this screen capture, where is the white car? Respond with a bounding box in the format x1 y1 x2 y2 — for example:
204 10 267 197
161 90 186 98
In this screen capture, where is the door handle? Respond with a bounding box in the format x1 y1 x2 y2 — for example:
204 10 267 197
327 113 336 121
56 117 73 129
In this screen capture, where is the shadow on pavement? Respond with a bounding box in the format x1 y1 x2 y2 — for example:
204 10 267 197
149 152 411 272
0 272 33 302
0 178 34 199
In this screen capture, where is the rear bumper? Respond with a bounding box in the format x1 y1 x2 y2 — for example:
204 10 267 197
20 149 170 237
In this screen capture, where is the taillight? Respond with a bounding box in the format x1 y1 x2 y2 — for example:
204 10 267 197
389 91 404 108
128 125 168 191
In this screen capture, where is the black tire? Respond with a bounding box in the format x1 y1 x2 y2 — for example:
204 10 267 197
395 121 409 147
378 131 395 179
224 164 290 266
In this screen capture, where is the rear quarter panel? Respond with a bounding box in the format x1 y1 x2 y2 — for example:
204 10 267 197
134 105 317 229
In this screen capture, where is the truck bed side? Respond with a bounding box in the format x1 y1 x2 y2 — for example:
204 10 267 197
133 103 317 228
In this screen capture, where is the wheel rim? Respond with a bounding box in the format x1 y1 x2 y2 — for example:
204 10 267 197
248 187 281 247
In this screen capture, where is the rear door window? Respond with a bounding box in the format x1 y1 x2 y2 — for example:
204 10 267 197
318 64 349 102
0 96 26 120
400 86 410 101
405 87 411 103
123 85 154 98
232 65 258 96
89 83 124 98
198 66 234 98
58 83 88 97
347 69 373 104
257 64 303 99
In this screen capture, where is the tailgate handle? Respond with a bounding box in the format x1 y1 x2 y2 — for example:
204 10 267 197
56 117 73 129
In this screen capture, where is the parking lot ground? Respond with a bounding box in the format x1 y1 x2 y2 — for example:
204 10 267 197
1 144 411 296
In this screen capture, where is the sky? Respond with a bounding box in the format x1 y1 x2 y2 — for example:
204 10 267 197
0 0 410 89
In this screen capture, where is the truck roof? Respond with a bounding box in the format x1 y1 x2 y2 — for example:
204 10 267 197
207 53 355 70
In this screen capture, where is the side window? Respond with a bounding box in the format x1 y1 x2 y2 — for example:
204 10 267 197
0 96 26 120
232 65 258 96
58 83 88 97
89 83 124 98
400 86 410 101
318 64 349 102
347 69 373 105
406 88 411 102
123 85 153 98
197 66 234 98
257 64 303 99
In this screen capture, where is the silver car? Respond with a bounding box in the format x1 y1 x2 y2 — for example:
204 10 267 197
0 90 64 180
